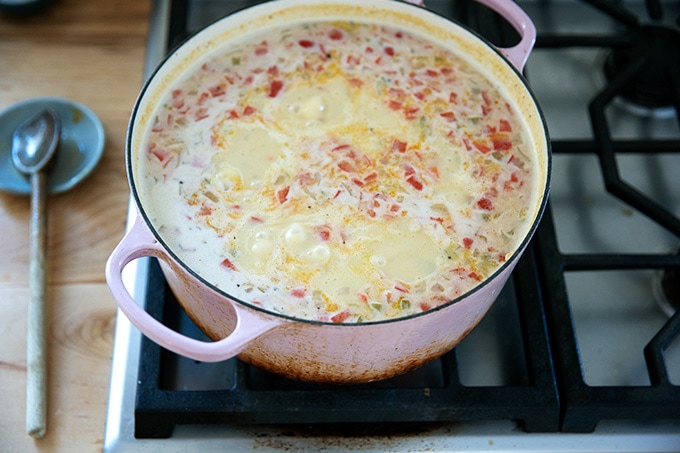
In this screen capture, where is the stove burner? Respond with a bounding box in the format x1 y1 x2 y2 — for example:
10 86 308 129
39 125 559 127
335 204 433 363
654 247 680 317
659 268 680 313
603 24 680 110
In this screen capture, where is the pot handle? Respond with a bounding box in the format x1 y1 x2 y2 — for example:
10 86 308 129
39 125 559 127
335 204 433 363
105 212 286 362
408 0 536 71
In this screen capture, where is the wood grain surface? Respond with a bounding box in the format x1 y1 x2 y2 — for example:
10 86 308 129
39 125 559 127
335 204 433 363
0 1 150 450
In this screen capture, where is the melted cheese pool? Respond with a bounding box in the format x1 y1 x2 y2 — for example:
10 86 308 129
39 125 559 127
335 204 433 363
138 20 538 323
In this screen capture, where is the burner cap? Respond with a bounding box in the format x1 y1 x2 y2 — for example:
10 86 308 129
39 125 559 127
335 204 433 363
604 24 680 109
654 248 680 317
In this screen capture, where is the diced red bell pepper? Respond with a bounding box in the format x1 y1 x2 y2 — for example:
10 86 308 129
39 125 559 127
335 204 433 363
477 197 493 210
277 186 290 204
220 258 237 271
268 80 283 97
331 310 351 323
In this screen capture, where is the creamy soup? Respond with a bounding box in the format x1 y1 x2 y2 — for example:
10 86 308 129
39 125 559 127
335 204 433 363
138 20 537 323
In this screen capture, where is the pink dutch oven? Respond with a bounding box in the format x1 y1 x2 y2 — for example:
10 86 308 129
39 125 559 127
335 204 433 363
106 0 550 384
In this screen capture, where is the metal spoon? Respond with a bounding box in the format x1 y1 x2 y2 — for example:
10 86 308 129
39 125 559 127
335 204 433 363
11 108 61 439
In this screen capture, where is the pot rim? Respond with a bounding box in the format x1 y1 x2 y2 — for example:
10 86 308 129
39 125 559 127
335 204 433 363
125 0 552 327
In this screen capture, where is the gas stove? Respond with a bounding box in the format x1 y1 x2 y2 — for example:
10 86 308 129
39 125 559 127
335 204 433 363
104 0 680 451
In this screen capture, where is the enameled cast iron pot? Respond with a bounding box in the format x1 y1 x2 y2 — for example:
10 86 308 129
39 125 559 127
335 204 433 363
106 0 551 384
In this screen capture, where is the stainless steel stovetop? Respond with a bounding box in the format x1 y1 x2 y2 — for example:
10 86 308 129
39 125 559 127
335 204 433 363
104 0 680 451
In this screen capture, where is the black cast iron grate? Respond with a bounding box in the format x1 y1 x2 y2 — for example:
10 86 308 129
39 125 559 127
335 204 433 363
533 0 680 433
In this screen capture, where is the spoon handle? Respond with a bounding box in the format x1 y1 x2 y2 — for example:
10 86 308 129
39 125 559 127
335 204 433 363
26 170 48 439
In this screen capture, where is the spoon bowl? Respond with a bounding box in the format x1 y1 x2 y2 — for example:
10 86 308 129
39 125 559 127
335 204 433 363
12 109 61 174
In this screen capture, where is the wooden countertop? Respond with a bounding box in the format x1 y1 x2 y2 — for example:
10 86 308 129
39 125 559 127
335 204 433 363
0 1 150 450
